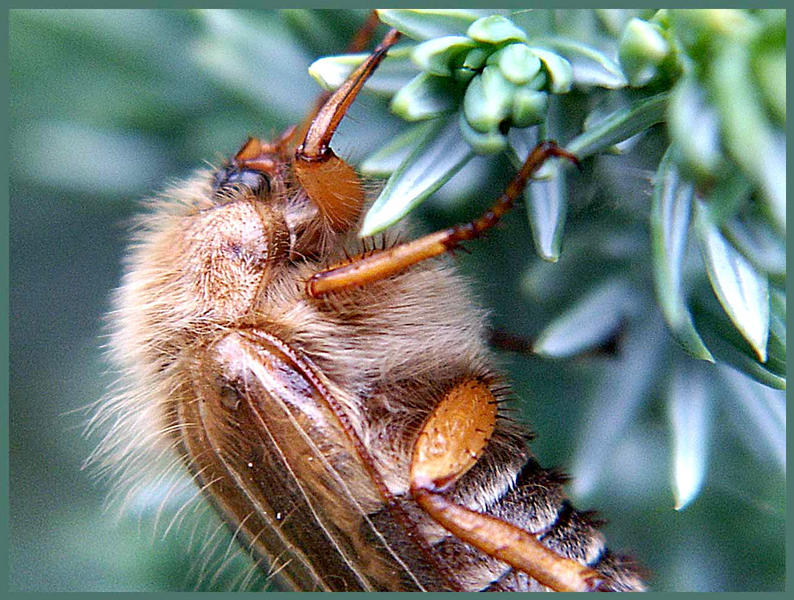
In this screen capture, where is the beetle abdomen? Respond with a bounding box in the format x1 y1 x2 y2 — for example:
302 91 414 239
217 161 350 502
361 404 646 591
438 455 646 591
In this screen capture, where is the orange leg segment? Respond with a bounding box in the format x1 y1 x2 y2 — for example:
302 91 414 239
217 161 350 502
289 10 385 156
408 378 608 593
296 27 401 162
293 28 401 231
307 142 579 296
228 15 388 179
410 379 497 492
412 490 606 592
347 10 383 55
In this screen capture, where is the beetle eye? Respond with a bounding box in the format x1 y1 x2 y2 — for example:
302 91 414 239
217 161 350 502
212 166 271 199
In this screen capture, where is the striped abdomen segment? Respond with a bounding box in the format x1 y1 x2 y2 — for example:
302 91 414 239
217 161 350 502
435 454 646 591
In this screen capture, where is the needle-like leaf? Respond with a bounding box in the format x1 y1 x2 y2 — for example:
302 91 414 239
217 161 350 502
534 37 627 89
534 279 638 357
694 201 770 362
360 115 473 236
669 365 711 510
377 9 488 40
650 148 713 361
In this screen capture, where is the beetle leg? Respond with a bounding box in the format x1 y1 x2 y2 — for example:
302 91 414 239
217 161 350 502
412 490 608 592
307 142 578 297
347 10 383 55
294 29 401 231
410 379 498 492
280 10 384 155
408 378 608 593
487 326 624 358
296 27 400 164
223 17 396 183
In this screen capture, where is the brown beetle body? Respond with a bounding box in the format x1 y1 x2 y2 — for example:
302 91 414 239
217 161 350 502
93 25 645 592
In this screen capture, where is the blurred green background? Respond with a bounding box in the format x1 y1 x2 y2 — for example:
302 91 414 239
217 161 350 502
9 9 784 591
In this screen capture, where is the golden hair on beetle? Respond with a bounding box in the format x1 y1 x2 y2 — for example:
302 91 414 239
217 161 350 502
88 24 645 592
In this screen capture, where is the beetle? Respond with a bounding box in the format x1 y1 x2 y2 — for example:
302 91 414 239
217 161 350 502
93 22 645 592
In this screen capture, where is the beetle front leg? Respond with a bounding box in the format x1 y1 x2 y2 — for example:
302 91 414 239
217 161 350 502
293 28 401 231
408 378 609 593
287 10 385 157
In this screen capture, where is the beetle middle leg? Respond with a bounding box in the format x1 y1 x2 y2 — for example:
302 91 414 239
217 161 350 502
408 378 609 592
306 142 578 297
